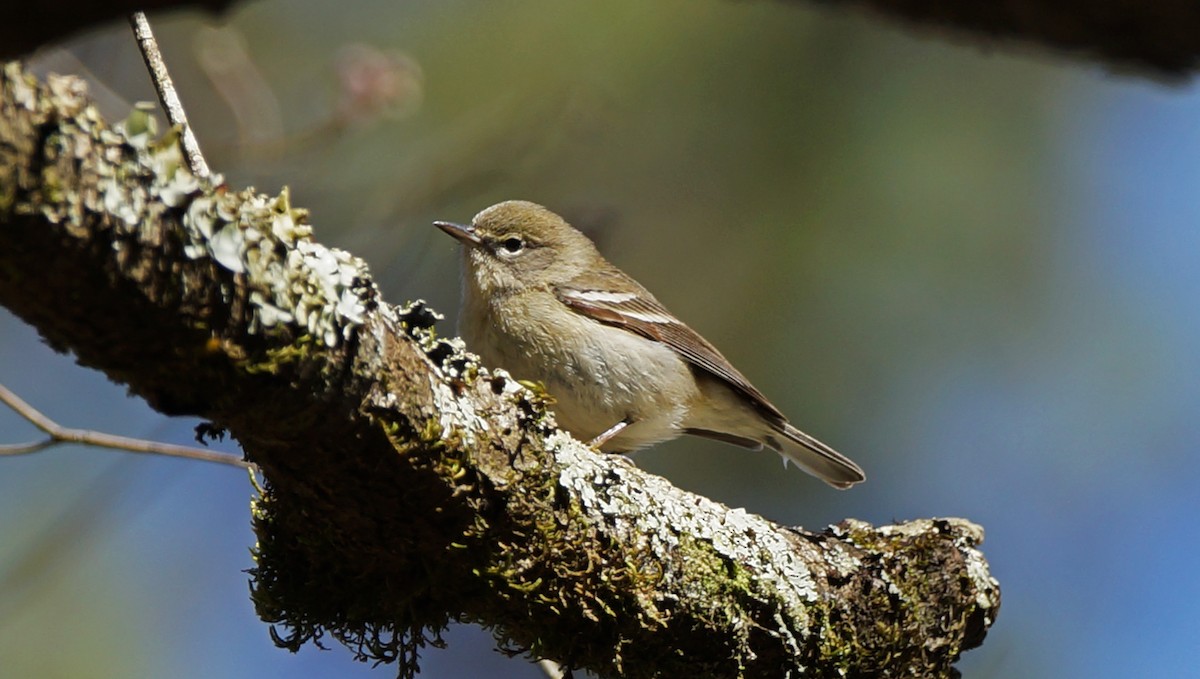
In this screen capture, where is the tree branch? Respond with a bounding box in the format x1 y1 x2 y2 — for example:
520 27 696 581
128 11 212 180
2 1 235 62
4 0 1200 77
0 62 999 678
0 382 250 467
819 0 1200 77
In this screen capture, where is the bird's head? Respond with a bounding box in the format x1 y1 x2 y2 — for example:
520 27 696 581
436 200 601 295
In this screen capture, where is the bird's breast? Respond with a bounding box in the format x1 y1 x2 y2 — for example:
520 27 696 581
459 288 697 451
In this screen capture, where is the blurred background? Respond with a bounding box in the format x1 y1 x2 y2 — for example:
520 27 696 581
3 1 1199 677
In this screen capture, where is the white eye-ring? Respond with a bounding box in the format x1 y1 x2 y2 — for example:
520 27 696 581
499 237 525 255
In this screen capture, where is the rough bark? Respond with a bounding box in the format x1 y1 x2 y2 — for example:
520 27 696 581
0 63 999 677
5 0 1200 78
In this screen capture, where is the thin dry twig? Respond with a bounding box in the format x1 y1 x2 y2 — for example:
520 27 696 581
128 11 211 179
0 383 251 469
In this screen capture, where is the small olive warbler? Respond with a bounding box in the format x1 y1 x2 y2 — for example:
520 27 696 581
436 200 865 489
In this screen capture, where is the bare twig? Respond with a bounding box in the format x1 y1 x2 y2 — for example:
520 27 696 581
128 11 211 179
0 383 250 469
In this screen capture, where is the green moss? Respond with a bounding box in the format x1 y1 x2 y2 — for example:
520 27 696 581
237 336 316 375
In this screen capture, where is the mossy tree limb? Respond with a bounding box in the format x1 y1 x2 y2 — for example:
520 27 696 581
0 63 999 678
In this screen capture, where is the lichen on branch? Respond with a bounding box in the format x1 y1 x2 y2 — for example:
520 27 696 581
0 62 999 678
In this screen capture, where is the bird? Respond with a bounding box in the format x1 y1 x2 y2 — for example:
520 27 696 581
435 200 864 489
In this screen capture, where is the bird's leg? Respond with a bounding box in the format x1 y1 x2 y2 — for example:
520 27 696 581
587 416 632 449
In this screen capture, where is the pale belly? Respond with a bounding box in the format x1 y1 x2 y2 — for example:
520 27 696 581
461 292 698 452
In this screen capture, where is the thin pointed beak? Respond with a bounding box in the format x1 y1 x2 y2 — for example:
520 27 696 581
434 220 482 247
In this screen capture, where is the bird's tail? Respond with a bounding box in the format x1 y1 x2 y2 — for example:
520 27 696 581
772 423 865 489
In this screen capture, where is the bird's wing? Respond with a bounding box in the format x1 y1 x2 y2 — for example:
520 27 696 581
554 277 784 421
556 274 865 489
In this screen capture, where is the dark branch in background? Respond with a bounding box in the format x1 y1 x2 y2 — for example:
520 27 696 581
3 1 236 62
819 0 1200 78
0 64 999 677
3 0 1200 77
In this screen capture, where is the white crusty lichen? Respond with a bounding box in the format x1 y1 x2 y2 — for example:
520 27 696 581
553 432 817 640
385 300 498 444
6 62 37 109
67 89 375 349
178 185 372 347
7 61 368 365
425 368 491 447
13 66 373 349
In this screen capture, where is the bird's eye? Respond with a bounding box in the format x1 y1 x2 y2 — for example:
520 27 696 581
499 237 524 255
